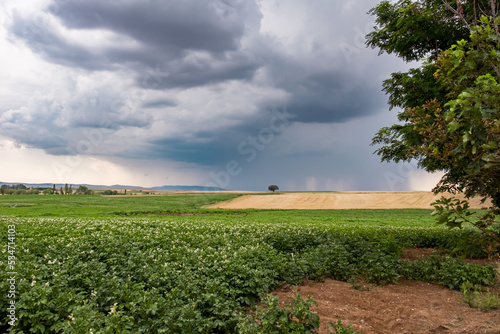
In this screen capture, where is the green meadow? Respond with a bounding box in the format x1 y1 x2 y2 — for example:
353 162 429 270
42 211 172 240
0 193 436 226
0 194 497 333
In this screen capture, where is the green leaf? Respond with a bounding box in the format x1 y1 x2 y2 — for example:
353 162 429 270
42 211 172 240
448 121 460 132
463 132 470 143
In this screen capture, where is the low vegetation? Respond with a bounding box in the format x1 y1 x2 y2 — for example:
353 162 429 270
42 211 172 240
0 194 498 333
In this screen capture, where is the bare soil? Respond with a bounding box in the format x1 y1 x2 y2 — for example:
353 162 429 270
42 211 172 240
272 249 500 334
208 191 490 210
273 278 500 334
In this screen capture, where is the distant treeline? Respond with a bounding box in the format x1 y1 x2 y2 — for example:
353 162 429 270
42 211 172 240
0 184 93 195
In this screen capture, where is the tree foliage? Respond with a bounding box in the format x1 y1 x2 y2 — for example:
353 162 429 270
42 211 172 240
76 185 93 195
366 0 470 62
268 185 279 193
368 0 500 255
102 190 119 195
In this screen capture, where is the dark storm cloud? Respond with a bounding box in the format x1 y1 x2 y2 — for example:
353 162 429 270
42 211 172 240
8 0 264 91
287 86 385 123
142 99 177 109
8 11 110 71
2 0 409 184
140 51 261 89
1 105 69 155
66 93 153 129
141 135 240 166
277 72 385 123
0 87 153 156
253 48 390 124
138 105 298 166
8 0 262 76
49 0 248 53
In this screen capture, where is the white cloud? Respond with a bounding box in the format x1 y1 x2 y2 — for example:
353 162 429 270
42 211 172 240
0 137 127 184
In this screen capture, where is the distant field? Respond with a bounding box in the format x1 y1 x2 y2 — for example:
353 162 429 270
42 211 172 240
0 193 241 218
208 191 489 209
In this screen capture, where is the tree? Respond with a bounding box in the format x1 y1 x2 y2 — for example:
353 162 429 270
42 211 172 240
76 185 93 195
268 185 279 192
102 190 118 195
367 0 500 254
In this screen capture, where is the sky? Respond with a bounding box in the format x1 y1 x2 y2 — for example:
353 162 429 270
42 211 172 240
0 0 444 191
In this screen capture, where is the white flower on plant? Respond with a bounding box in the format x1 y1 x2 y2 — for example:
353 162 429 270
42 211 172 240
31 281 36 286
68 314 75 321
109 303 118 314
45 282 49 287
1 249 5 253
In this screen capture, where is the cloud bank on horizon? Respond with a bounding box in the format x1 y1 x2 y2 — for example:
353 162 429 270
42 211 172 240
0 0 443 191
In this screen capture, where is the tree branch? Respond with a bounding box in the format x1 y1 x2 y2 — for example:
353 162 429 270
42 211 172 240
441 0 471 29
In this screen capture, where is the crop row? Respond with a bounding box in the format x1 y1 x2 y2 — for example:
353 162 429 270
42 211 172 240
1 218 497 333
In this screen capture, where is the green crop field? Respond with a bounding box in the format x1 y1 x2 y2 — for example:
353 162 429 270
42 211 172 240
0 194 497 333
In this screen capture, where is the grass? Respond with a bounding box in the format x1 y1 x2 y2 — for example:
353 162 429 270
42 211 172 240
0 193 241 218
461 281 500 311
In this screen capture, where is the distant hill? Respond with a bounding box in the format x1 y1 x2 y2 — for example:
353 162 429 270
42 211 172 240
151 185 225 191
0 182 225 191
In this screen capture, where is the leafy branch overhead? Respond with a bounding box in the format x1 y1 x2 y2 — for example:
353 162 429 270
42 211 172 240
367 0 500 255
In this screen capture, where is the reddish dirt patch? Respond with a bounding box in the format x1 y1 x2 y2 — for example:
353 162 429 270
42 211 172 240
272 278 500 334
271 251 500 334
400 248 438 261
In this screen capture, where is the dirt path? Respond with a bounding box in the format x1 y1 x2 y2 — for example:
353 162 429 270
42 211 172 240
208 191 488 210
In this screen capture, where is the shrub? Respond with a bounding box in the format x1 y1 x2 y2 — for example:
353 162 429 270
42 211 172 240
238 294 320 333
102 190 118 195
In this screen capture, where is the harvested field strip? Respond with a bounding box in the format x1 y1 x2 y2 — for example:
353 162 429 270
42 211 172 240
208 191 489 210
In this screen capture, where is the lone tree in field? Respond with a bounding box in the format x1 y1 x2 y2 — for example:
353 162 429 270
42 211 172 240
268 185 279 192
367 0 499 254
